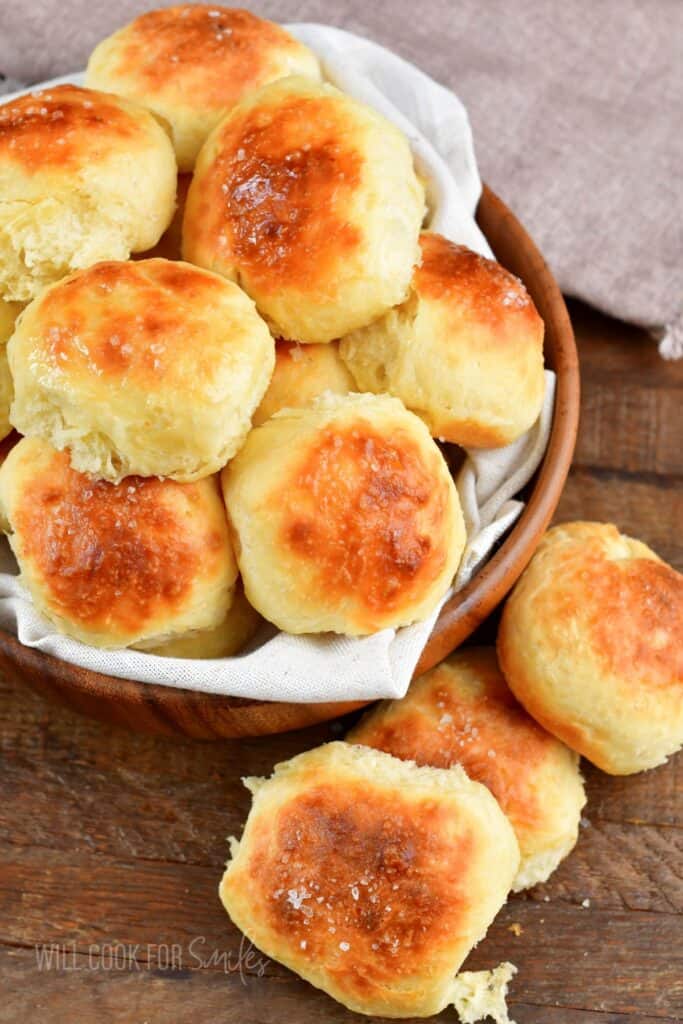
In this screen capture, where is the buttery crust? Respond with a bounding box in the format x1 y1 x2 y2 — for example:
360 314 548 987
0 297 21 441
252 340 354 426
87 6 321 170
222 393 465 635
220 741 519 1017
183 76 424 342
0 437 237 649
144 582 261 658
0 85 176 301
340 232 545 448
8 258 274 482
497 522 683 774
349 648 586 890
139 173 192 261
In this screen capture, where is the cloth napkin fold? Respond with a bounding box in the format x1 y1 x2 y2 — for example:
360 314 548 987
0 28 554 702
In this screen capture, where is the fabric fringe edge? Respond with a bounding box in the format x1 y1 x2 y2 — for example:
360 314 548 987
656 311 683 360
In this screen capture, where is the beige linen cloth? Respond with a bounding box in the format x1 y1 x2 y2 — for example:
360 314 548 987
1 0 681 355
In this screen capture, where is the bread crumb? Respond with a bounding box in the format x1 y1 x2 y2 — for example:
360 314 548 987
581 898 591 908
508 923 523 937
451 962 517 1024
242 775 266 795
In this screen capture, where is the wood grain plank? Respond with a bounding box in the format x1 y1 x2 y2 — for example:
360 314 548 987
568 304 683 479
582 760 682 829
555 468 683 569
0 843 681 1019
0 670 680 845
527 819 683 913
1 731 681 914
567 301 683 386
575 380 683 477
1 947 676 1024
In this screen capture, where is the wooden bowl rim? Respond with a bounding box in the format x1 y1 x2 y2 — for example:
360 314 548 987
414 185 579 672
0 185 579 719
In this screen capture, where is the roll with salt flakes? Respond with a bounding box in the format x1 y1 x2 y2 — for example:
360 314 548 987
183 76 425 343
222 393 465 635
0 85 176 302
9 258 274 482
0 437 237 650
87 5 321 171
221 741 519 1017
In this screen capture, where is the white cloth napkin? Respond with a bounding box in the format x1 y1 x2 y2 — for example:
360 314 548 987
0 27 555 702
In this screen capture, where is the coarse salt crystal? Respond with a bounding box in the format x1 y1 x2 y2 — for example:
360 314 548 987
286 887 310 910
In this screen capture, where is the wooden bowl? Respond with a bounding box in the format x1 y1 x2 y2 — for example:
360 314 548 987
0 186 579 738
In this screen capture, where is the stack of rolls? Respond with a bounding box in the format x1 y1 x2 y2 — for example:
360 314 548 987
1 7 681 1022
0 3 548 656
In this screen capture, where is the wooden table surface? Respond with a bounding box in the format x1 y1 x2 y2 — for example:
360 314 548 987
0 300 681 1024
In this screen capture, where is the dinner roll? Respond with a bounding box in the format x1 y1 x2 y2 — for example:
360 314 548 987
222 393 465 635
220 741 519 1018
349 648 586 891
0 437 237 649
0 297 21 441
0 84 176 302
87 6 321 172
498 522 683 775
252 340 354 426
183 76 424 342
146 582 261 658
340 232 545 448
9 258 274 482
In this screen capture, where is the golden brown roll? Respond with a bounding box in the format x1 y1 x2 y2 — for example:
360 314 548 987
0 84 176 302
349 648 586 891
340 232 545 448
183 76 425 343
222 393 465 635
146 582 261 658
0 297 21 441
498 522 683 775
9 258 274 482
87 6 321 171
252 340 354 426
220 741 519 1018
0 437 238 649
